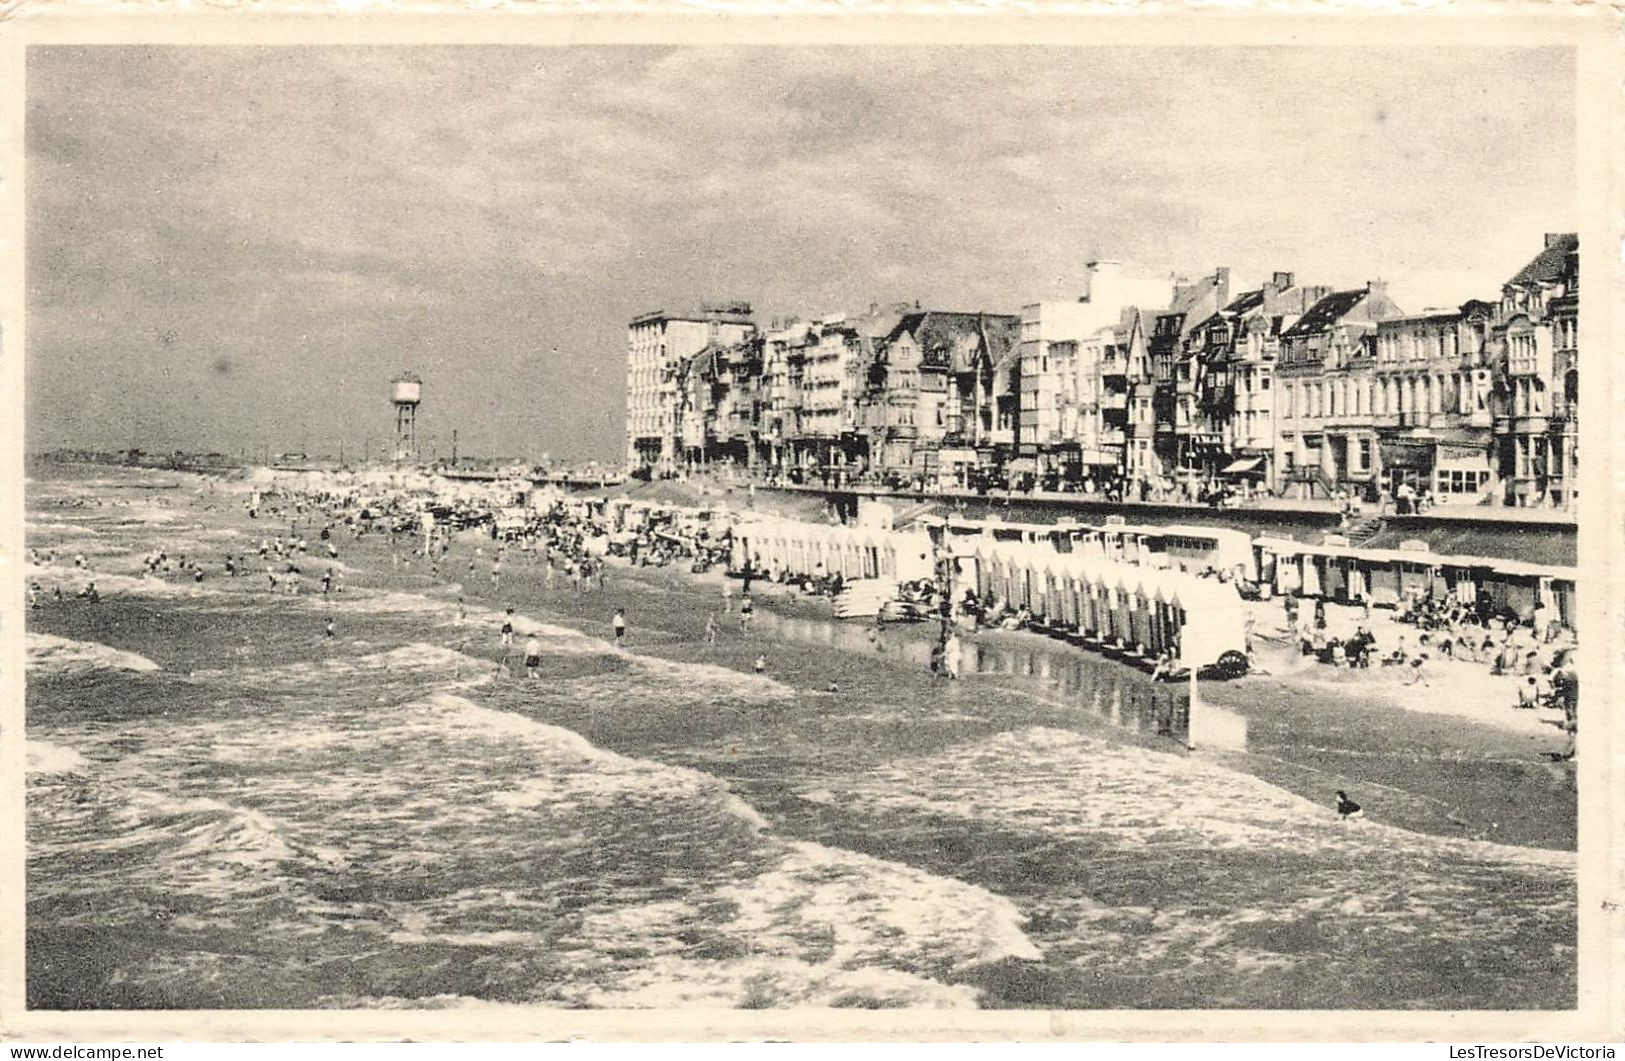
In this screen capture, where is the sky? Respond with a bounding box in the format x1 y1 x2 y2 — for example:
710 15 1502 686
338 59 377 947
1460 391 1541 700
26 45 1575 462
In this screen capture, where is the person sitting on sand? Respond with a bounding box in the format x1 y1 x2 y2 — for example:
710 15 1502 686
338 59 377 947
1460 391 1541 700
1336 791 1364 820
753 653 767 674
1516 675 1541 710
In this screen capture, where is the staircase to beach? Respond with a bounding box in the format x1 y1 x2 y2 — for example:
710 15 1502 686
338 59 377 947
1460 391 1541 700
1345 515 1386 546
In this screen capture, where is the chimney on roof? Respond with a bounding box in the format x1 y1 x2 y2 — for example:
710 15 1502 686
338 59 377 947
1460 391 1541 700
1544 233 1567 249
1367 279 1388 295
1214 267 1231 306
1272 271 1295 291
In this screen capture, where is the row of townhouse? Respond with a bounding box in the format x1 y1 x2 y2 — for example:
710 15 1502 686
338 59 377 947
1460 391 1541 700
624 234 1579 508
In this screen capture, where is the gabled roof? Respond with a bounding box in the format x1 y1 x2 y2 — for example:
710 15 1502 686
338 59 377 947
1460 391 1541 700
886 311 1022 374
985 316 1023 372
1188 288 1266 338
1280 289 1370 338
1221 288 1266 317
682 340 734 380
1506 233 1577 288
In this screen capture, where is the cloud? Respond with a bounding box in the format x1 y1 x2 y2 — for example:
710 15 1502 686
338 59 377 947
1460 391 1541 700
25 45 1575 460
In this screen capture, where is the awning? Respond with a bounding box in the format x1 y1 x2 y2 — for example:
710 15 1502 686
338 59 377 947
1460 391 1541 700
1221 457 1264 475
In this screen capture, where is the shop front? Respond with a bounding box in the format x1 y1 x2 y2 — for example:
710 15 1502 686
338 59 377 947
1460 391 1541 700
1380 438 1434 498
1431 440 1494 505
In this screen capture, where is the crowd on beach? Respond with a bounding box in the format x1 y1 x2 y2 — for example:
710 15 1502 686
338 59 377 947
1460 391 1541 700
1277 583 1578 756
27 469 1580 761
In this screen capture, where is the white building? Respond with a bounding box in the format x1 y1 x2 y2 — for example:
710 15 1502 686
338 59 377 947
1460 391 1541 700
625 303 754 476
1019 261 1173 479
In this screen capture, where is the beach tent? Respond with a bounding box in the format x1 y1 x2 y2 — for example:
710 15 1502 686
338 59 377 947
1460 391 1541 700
1169 576 1247 671
1254 537 1304 597
893 531 935 584
1299 550 1323 597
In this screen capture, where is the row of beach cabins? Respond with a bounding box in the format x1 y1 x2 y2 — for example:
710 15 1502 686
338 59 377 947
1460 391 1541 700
926 516 1578 631
594 498 1579 678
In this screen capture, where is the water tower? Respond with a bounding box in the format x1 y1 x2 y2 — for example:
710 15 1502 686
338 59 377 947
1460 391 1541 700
391 371 422 463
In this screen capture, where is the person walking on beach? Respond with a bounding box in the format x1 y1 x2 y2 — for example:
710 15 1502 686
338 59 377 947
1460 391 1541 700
612 607 627 647
704 613 718 645
523 634 542 680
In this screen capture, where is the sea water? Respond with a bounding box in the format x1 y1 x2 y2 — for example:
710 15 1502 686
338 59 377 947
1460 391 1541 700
24 464 1575 1010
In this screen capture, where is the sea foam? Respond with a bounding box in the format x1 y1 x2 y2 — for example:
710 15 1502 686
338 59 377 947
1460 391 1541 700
27 633 160 676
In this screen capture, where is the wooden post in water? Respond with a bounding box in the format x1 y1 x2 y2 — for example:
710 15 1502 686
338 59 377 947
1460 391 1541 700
1185 667 1200 749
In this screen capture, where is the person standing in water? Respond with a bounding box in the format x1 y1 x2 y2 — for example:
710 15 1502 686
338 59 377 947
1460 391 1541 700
943 629 962 680
739 593 754 633
523 634 542 680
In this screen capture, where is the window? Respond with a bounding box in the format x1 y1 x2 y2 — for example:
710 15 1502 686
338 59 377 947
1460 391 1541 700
1356 438 1371 470
1261 375 1270 391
